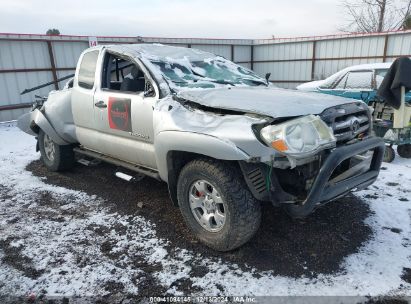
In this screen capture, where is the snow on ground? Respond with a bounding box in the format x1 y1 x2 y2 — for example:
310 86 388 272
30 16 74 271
0 122 410 300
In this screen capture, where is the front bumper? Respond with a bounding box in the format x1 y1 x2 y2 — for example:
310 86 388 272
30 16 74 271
284 137 385 218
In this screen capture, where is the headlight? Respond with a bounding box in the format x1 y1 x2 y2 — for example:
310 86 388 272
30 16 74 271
260 115 336 157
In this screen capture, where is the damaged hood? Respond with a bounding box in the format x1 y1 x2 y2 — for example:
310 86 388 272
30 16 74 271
177 87 358 118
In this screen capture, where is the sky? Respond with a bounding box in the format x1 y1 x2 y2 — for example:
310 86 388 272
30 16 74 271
0 0 346 39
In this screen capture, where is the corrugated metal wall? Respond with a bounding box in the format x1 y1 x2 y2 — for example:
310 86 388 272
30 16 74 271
0 33 253 121
1 30 410 121
255 31 411 89
253 41 313 89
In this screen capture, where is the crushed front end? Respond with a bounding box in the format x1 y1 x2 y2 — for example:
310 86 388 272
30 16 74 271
240 102 385 218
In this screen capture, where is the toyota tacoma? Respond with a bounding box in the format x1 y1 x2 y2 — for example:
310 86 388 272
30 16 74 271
18 44 385 251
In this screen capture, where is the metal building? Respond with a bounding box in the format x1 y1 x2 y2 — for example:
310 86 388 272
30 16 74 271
0 30 410 121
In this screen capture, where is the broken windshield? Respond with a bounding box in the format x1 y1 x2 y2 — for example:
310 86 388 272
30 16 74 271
149 57 267 89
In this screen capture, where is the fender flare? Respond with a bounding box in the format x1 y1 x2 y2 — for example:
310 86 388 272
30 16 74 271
155 130 250 182
154 130 251 206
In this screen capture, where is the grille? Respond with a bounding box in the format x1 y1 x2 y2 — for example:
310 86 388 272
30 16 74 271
320 102 371 143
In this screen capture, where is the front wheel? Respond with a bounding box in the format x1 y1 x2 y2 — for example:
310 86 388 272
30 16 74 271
38 130 75 171
177 159 261 251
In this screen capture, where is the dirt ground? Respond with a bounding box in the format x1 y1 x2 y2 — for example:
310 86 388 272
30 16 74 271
24 159 373 292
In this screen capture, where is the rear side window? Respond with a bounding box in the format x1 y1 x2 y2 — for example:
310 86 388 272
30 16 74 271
78 51 99 89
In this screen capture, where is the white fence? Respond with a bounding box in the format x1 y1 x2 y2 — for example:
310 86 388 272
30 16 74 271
1 30 410 121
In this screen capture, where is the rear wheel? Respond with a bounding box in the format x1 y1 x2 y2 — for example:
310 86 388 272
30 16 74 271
38 130 75 171
383 145 395 163
177 159 261 251
397 144 411 159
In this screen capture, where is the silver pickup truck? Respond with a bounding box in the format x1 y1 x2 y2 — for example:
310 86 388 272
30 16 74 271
18 44 385 251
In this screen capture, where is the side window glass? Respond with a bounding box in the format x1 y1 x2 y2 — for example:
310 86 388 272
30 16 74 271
102 54 147 93
334 74 348 89
345 71 373 90
78 51 99 89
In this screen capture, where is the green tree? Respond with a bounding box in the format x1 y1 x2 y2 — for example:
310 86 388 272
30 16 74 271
46 29 60 35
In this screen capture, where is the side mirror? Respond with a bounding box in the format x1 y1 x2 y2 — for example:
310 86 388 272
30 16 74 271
265 72 271 84
144 81 156 97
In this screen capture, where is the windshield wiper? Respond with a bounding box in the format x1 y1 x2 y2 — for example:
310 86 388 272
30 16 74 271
239 78 268 86
208 79 236 86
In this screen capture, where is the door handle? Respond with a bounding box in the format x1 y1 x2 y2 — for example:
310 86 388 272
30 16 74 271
95 100 107 108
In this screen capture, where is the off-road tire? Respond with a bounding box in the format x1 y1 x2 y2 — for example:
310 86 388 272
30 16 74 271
177 159 261 251
397 144 411 159
38 130 75 172
383 145 395 163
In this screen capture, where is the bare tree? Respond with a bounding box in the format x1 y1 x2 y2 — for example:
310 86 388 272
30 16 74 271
340 0 411 32
404 14 411 28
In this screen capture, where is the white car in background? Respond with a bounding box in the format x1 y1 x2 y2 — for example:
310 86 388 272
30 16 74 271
296 62 393 103
297 61 411 163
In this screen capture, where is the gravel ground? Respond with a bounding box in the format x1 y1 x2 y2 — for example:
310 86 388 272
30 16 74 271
0 123 410 303
26 159 372 278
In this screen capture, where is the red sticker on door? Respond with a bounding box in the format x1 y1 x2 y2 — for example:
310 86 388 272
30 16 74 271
108 97 132 132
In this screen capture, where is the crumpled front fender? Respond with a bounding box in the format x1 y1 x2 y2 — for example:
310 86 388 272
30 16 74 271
154 130 250 182
17 109 69 145
17 112 37 136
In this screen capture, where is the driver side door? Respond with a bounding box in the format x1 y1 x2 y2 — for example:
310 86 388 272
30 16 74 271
92 51 158 170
